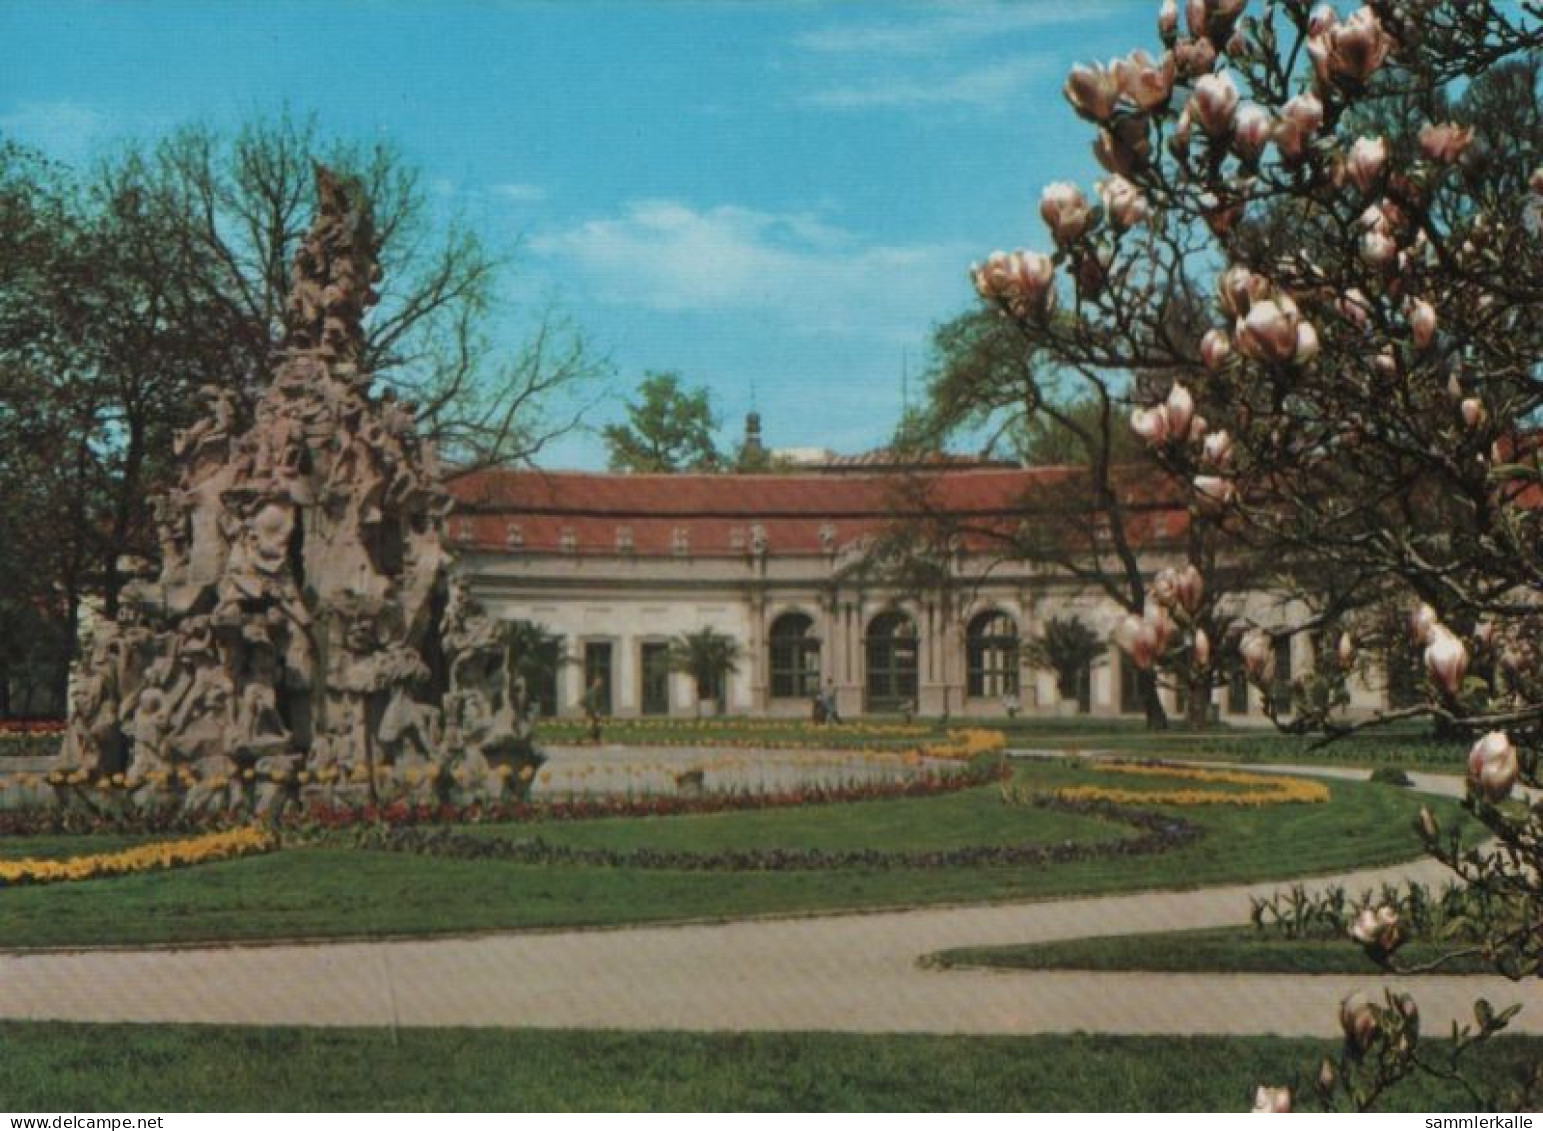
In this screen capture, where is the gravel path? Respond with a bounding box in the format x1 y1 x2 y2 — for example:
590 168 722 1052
1 760 1535 1037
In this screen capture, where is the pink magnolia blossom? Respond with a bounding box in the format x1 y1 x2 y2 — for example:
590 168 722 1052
1294 320 1321 363
1349 905 1403 953
1232 103 1273 162
1337 632 1356 670
1114 49 1176 112
1371 349 1398 378
1173 36 1218 78
1064 62 1122 122
1337 288 1371 330
1419 121 1475 164
1193 628 1212 668
1360 228 1398 267
1218 265 1268 318
1307 3 1337 36
1131 405 1173 446
1339 992 1381 1053
1408 298 1437 350
1252 1087 1292 1114
1236 298 1304 364
1310 6 1394 90
1461 397 1486 430
1093 118 1152 177
1159 0 1179 37
1201 328 1234 370
1424 626 1469 696
1346 136 1389 193
1099 175 1151 230
1189 72 1240 137
1203 429 1233 467
1409 602 1439 646
1467 731 1520 802
1173 564 1204 615
1040 182 1096 245
1165 382 1196 437
1273 92 1324 163
1530 167 1543 194
1115 606 1175 670
1188 414 1209 443
972 251 1056 315
1186 0 1246 41
1194 474 1236 510
1239 628 1275 682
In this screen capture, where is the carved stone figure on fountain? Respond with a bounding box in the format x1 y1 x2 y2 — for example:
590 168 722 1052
60 163 532 814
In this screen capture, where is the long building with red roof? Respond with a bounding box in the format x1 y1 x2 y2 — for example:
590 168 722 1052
445 461 1361 721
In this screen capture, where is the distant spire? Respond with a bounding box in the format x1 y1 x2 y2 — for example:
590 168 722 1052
743 410 764 459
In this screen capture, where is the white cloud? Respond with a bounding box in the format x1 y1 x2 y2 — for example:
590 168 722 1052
0 100 112 164
492 182 548 204
532 200 969 340
803 55 1052 109
796 3 1122 55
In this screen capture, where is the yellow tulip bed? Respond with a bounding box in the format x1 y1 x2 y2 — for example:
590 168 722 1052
0 826 277 887
919 728 1007 761
1041 761 1329 808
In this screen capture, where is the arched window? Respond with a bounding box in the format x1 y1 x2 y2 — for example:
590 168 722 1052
966 611 1019 698
865 611 919 711
769 612 821 699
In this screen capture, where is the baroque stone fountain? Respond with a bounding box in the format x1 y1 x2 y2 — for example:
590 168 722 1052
57 166 539 814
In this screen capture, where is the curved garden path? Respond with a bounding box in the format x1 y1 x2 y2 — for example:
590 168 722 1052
0 761 1536 1037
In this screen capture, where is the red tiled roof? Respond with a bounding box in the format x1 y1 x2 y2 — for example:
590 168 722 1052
446 467 1187 558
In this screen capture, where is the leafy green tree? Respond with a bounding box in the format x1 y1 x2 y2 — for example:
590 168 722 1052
1023 616 1106 701
503 620 569 719
668 628 739 716
604 372 721 472
0 115 601 711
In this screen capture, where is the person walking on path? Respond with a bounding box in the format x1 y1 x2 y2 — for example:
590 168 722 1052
583 676 605 742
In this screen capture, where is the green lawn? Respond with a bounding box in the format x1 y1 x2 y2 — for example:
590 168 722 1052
0 761 1464 949
466 777 1123 853
929 925 1494 976
0 1023 1535 1111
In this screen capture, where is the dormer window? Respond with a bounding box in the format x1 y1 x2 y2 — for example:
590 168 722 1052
559 527 577 553
615 525 634 553
505 521 523 548
672 526 690 556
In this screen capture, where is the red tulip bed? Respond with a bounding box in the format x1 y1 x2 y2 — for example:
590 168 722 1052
0 719 65 761
0 756 1003 838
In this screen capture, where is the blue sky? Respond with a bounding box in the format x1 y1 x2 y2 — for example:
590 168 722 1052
0 1 1148 469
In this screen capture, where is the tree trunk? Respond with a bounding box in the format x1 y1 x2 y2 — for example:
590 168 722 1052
1139 669 1168 731
1185 668 1212 729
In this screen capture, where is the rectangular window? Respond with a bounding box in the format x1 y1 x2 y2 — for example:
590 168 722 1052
1227 660 1250 715
583 642 613 716
640 642 670 716
1120 653 1145 715
1270 637 1294 714
531 638 559 719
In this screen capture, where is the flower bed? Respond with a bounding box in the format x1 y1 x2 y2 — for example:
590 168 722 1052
0 757 1005 837
1020 760 1330 808
0 720 64 761
0 826 276 887
333 793 1203 872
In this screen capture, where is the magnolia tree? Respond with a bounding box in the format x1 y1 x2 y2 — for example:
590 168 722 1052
972 0 1542 1111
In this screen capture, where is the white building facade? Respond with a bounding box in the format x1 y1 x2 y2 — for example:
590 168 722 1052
447 467 1388 722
